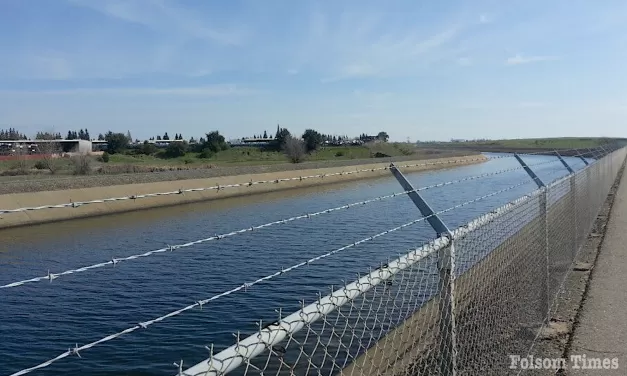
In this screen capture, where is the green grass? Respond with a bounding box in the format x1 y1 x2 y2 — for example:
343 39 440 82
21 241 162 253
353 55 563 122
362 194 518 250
474 137 610 149
105 146 376 167
420 137 623 151
0 142 460 176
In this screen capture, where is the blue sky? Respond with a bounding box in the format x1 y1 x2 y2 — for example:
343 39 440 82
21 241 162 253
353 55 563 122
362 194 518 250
1 0 626 141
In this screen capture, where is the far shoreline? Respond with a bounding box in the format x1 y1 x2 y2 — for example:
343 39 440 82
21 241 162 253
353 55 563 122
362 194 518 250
0 154 487 230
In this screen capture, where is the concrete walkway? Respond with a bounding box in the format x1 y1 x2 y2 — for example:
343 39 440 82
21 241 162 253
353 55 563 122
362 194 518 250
568 170 627 375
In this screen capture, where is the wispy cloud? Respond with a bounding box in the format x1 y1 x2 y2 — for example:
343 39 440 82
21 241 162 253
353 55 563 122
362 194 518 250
506 54 559 65
316 24 463 82
68 0 246 45
0 84 259 97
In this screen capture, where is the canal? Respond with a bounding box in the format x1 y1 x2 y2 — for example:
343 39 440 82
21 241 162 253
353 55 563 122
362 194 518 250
0 153 588 376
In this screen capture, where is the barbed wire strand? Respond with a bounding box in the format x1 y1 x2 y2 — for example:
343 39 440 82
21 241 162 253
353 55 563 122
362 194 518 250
0 157 490 215
0 160 556 290
483 145 610 160
7 179 532 376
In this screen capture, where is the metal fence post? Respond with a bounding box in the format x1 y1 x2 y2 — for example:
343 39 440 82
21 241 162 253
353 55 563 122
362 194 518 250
554 150 575 174
553 151 579 264
576 152 590 166
389 163 456 376
513 154 550 319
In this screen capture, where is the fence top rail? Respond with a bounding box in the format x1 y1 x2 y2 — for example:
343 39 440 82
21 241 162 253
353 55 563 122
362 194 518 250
180 147 626 376
7 178 535 376
178 172 577 375
5 146 624 376
179 236 452 376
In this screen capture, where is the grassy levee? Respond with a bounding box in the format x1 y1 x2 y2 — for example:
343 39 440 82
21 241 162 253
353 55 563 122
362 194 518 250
342 191 577 376
0 155 486 230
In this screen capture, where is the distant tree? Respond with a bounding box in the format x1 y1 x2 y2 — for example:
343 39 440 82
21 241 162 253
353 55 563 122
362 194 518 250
36 129 62 173
98 133 105 141
0 128 28 141
283 136 306 163
83 129 90 140
100 151 110 163
126 130 133 143
163 132 170 140
156 135 162 141
204 131 229 153
273 127 291 150
105 131 130 154
141 141 157 155
189 136 196 144
165 141 188 158
263 130 268 138
377 131 389 142
78 129 85 140
0 128 27 140
66 130 74 140
36 131 61 140
302 129 324 152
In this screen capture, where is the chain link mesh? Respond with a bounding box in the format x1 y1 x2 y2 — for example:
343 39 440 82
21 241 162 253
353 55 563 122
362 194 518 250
180 148 626 376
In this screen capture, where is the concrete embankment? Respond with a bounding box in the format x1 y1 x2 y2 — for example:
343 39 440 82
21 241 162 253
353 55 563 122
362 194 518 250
0 155 486 230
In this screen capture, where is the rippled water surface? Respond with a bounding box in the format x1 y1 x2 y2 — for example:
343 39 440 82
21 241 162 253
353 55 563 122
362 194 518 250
0 153 589 375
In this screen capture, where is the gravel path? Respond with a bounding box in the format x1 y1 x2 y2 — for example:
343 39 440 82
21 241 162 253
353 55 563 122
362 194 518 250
0 152 473 195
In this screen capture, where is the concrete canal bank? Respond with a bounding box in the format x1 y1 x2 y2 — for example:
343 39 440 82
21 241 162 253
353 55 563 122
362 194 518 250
0 155 486 230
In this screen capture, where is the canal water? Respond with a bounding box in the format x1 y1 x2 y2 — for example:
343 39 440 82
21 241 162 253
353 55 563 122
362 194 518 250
0 153 589 376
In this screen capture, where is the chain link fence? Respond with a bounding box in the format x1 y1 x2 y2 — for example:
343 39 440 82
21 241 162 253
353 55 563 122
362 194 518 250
180 147 626 376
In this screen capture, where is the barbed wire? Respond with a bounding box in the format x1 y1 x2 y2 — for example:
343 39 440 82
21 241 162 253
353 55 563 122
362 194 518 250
0 149 596 216
0 160 555 290
481 145 610 160
178 152 624 376
0 157 488 216
6 178 533 376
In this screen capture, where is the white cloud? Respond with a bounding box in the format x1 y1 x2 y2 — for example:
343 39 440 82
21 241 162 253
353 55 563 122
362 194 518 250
506 54 559 65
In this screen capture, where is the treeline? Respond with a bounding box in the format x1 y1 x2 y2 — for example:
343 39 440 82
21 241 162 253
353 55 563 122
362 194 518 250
66 129 91 140
147 133 186 141
0 127 96 141
0 128 27 140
